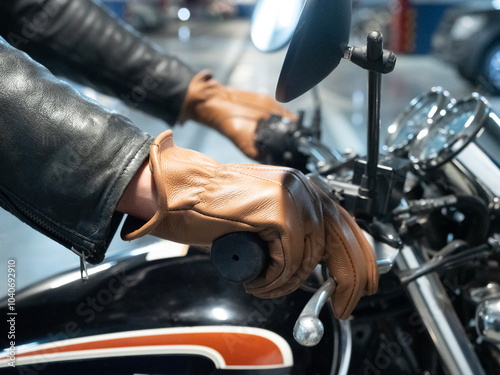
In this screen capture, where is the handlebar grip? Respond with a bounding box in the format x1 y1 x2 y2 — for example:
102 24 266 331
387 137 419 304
211 232 268 283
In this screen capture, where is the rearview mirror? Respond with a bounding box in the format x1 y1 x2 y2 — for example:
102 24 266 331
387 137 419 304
276 0 352 102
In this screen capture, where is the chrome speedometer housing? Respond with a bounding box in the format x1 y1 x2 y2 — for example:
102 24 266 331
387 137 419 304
384 86 453 155
408 93 491 171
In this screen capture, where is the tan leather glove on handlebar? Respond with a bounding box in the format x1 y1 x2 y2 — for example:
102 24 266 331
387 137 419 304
178 70 297 160
121 130 378 319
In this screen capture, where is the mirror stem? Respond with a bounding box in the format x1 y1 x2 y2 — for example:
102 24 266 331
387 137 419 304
366 69 381 198
347 31 395 220
356 69 381 220
365 31 383 207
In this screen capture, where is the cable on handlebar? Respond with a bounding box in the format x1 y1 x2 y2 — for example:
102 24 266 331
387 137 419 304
398 239 500 284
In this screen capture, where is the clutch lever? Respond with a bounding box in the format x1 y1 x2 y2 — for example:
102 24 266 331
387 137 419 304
293 277 336 346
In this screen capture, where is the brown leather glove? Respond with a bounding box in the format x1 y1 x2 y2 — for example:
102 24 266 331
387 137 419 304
121 130 378 319
178 70 297 160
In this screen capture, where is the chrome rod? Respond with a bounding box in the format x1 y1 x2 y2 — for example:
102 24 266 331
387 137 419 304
397 245 486 375
336 320 353 375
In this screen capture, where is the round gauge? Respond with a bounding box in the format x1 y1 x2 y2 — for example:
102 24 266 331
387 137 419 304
384 86 453 155
408 93 491 171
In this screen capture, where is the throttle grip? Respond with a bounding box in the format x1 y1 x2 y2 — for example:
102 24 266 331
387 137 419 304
211 232 268 283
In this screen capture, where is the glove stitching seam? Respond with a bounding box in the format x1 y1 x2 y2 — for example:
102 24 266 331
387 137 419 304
327 218 359 319
233 166 319 204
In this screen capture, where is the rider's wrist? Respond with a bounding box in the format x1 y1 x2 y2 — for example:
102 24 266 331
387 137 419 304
116 159 158 221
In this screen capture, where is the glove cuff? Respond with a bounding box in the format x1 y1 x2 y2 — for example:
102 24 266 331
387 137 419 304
121 129 222 241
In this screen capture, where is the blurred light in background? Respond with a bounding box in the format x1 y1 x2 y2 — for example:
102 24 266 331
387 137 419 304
178 7 191 21
449 14 486 41
178 25 191 41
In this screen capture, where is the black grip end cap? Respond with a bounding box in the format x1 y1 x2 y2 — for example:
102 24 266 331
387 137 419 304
211 232 268 284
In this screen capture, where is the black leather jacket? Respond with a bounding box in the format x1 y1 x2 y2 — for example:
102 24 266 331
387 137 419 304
0 0 196 264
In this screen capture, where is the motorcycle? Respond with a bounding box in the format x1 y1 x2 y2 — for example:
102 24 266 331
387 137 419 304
2 0 500 374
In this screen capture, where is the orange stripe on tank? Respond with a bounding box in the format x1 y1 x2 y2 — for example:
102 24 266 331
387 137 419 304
12 332 284 366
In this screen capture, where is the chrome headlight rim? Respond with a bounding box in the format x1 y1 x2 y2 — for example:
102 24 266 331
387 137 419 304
408 93 491 171
384 86 454 155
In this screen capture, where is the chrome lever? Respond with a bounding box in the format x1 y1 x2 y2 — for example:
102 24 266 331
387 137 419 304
293 277 337 346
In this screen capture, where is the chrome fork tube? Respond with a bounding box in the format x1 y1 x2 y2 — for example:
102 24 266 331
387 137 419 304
397 245 485 375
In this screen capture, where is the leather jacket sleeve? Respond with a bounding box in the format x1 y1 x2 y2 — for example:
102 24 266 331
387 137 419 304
0 0 196 125
0 36 153 264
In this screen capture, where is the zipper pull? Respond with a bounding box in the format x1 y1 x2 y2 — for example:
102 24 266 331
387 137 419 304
75 247 89 282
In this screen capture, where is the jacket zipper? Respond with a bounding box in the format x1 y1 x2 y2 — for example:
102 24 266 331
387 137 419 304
3 193 91 280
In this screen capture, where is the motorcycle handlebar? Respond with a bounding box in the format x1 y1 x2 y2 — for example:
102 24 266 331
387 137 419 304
211 232 268 283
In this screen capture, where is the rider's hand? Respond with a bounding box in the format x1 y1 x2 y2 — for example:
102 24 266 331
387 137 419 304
177 70 297 160
121 130 378 320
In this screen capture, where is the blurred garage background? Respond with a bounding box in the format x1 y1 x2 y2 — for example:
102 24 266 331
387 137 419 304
1 0 500 292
